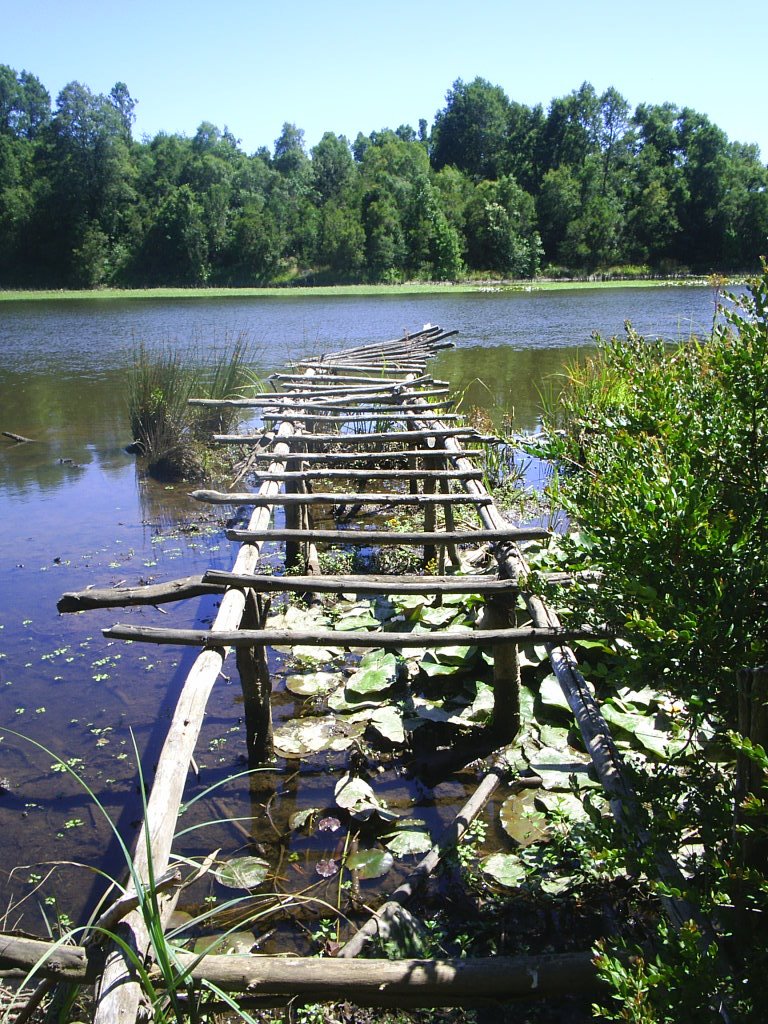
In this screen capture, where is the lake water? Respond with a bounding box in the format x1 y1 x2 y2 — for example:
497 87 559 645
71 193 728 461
0 285 720 932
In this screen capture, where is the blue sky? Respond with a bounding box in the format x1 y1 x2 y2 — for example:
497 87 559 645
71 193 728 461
5 0 768 159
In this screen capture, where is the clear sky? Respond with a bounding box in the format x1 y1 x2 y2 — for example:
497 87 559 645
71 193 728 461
5 0 768 159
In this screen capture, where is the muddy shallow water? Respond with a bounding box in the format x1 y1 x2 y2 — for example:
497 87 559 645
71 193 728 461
0 286 719 936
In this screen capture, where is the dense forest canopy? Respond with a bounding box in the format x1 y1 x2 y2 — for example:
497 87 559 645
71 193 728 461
0 67 766 287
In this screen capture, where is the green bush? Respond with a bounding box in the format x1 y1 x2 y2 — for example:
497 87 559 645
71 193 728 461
535 263 768 1021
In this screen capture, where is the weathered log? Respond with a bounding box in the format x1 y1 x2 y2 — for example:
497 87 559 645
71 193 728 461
102 622 608 649
249 468 482 482
192 489 490 507
215 427 489 446
57 576 223 613
202 570 519 596
261 412 463 425
92 421 300 1024
0 933 610 1002
2 430 36 443
227 526 547 545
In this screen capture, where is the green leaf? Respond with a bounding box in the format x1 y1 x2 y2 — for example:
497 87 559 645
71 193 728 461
285 671 341 696
346 848 394 879
273 715 364 757
289 807 320 830
539 673 572 712
215 856 269 889
369 706 405 744
346 649 398 694
500 790 549 846
481 852 526 887
385 830 433 856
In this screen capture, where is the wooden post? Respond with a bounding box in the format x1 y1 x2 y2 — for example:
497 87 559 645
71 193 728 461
235 592 274 763
283 458 301 569
486 597 521 742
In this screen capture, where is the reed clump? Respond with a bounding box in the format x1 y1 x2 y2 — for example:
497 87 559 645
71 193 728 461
127 334 261 481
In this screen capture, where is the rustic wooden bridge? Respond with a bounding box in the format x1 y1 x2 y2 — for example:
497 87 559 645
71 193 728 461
3 325 720 1022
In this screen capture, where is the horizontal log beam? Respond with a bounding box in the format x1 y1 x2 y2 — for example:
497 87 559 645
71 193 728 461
272 373 448 387
249 468 482 482
57 576 223 613
103 623 606 649
226 527 548 545
0 933 609 1001
261 412 463 425
203 570 519 595
231 448 473 463
191 489 490 507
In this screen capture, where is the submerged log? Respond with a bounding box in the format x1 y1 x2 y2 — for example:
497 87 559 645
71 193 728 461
2 430 36 443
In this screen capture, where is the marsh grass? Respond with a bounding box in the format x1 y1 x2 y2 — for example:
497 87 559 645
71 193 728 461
127 334 263 481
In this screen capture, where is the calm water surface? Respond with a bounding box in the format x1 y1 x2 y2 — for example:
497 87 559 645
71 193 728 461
0 286 719 928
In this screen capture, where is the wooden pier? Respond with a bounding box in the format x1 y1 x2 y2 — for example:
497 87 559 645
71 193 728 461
5 324 717 1020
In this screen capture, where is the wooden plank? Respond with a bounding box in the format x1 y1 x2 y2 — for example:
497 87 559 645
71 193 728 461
226 447 474 463
203 570 520 595
275 388 450 402
57 576 223 612
0 935 612 1002
226 526 548 545
191 489 490 507
103 623 606 649
271 373 446 387
249 468 482 482
275 428 487 445
261 407 457 421
92 420 300 1024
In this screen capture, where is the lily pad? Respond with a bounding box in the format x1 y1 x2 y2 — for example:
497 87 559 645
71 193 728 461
527 746 598 791
285 671 341 696
369 706 405 744
215 856 269 890
346 649 398 695
601 703 678 757
346 848 395 879
534 790 590 822
385 830 433 857
289 807 320 830
481 852 527 888
273 715 365 757
500 790 549 846
335 774 395 821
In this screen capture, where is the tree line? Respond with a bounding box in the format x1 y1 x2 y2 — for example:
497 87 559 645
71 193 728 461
1 68 766 288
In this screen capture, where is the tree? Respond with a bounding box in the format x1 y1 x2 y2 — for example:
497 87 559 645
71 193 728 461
138 184 209 284
537 165 581 264
311 132 355 204
431 77 511 180
543 82 601 171
464 176 541 276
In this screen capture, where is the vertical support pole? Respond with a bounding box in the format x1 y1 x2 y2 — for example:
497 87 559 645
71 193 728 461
422 473 437 570
236 590 274 764
284 457 301 570
439 475 461 569
486 596 521 742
